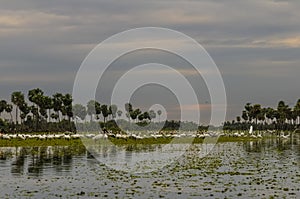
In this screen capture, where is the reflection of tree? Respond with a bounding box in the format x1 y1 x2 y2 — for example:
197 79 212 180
244 140 264 153
11 147 26 175
110 145 117 158
1 146 86 176
276 138 292 151
243 137 294 154
86 150 94 159
0 147 14 160
125 145 133 161
28 146 51 176
296 134 300 163
62 147 73 167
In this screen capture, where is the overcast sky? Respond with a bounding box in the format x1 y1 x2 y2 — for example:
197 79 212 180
1 0 300 124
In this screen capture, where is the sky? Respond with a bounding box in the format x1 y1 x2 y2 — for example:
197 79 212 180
0 0 300 124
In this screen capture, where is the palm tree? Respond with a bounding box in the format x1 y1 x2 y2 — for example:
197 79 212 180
0 100 7 117
117 110 122 118
52 93 63 122
41 96 53 122
142 111 150 121
149 110 156 121
157 110 162 122
265 107 275 124
138 113 144 122
11 91 25 124
87 100 97 122
95 101 101 120
125 103 133 113
125 103 133 122
5 103 13 123
73 104 87 122
242 110 248 123
257 111 265 125
28 88 44 105
110 105 118 119
294 99 300 125
101 105 109 126
39 108 48 120
251 104 261 125
285 107 293 125
277 101 288 129
244 103 253 123
130 108 141 122
291 109 298 126
19 103 30 124
62 94 73 122
28 88 44 115
50 113 59 122
236 116 241 123
125 112 130 122
28 88 45 131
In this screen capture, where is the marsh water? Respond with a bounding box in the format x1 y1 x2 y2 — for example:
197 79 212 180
0 136 299 198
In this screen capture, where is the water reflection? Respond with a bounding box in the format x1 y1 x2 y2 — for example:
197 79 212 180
0 135 299 177
244 134 300 153
243 134 300 168
0 145 86 176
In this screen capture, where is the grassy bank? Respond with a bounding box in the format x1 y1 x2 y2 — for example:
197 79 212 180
0 138 84 147
0 136 272 147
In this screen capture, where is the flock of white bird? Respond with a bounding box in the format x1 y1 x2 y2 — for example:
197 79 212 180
84 131 219 140
0 126 296 141
231 125 294 139
0 131 220 141
0 133 82 140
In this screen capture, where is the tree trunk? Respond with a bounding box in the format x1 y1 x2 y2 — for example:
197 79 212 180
48 109 50 123
10 113 13 123
16 107 18 125
57 111 60 122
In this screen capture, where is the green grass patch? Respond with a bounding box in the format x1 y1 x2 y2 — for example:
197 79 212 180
0 138 84 147
0 135 268 147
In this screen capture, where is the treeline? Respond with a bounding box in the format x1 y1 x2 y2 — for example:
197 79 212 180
0 88 200 133
224 100 300 131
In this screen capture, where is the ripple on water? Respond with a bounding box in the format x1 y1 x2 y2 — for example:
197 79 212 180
0 137 299 198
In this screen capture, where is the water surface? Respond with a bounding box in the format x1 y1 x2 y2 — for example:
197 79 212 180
0 136 299 198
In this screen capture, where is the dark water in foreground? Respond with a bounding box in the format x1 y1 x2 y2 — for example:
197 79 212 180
0 137 299 198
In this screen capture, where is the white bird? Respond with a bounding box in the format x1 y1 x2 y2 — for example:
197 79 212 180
38 134 46 140
54 134 63 139
47 134 54 139
280 131 290 139
71 134 82 139
64 134 71 140
18 134 26 140
2 134 10 139
85 134 95 138
93 134 104 140
248 126 257 138
257 131 262 138
233 132 240 137
267 130 275 134
10 134 17 139
249 125 253 135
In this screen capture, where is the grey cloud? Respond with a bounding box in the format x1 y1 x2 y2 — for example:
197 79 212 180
0 0 300 122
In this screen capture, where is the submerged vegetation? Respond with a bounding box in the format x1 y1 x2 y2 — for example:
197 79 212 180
0 137 84 147
1 138 299 198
